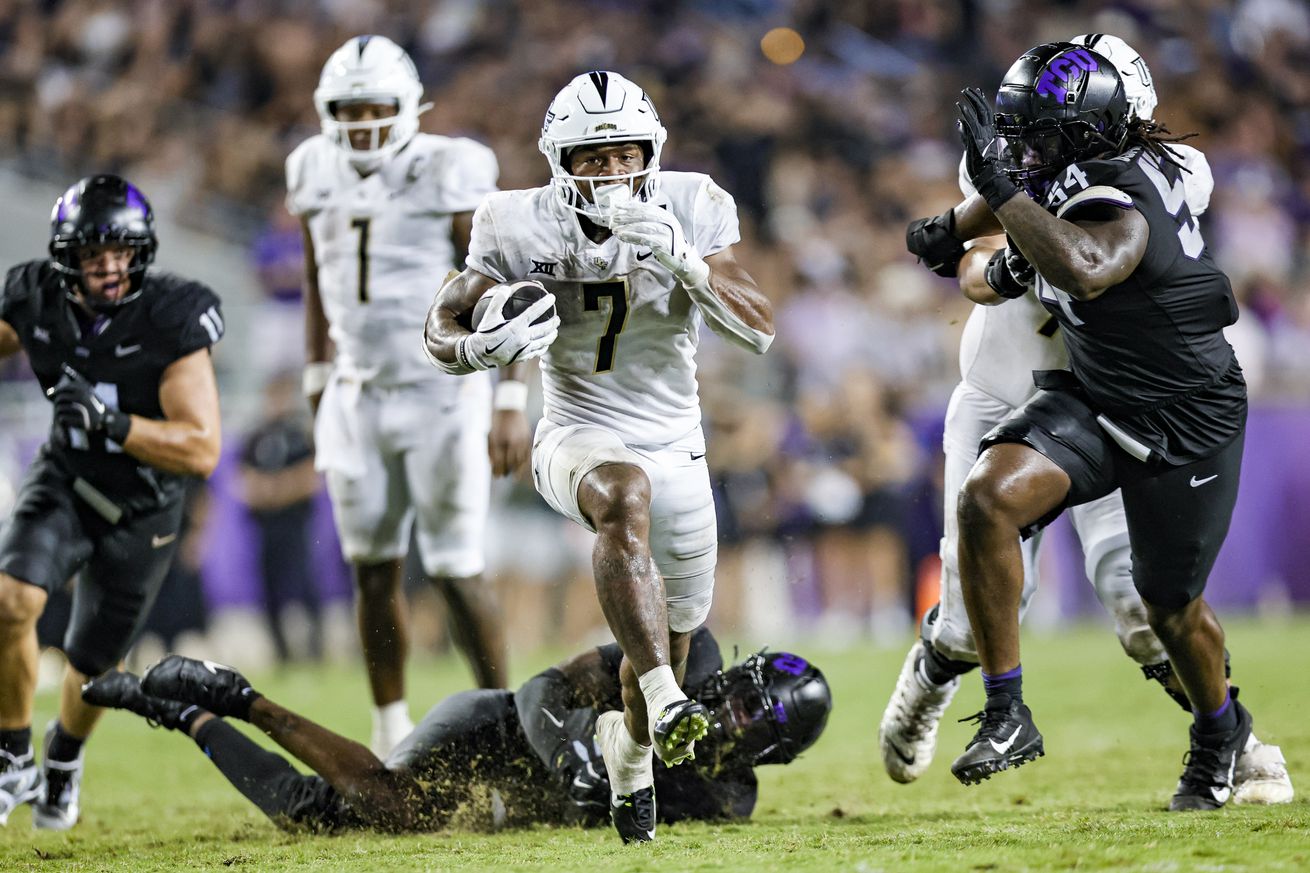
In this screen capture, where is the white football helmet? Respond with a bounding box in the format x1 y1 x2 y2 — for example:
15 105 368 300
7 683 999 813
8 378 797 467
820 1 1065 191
313 35 427 170
1071 33 1158 120
538 71 667 223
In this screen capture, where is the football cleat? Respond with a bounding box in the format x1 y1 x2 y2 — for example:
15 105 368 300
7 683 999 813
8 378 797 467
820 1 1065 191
32 723 82 831
610 786 656 844
1233 734 1294 805
82 671 197 731
0 745 41 826
950 695 1044 785
879 641 960 783
141 656 260 720
1169 696 1253 811
650 699 709 766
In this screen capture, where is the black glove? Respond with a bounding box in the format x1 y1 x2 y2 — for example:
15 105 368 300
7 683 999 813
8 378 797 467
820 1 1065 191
906 211 967 278
552 733 610 818
985 247 1035 299
48 364 132 444
956 87 1021 212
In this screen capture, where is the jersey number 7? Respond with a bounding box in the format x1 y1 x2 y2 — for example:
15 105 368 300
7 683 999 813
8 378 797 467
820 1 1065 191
583 280 629 373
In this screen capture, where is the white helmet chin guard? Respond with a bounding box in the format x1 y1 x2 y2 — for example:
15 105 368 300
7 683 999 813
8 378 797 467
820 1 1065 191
314 35 428 170
1071 33 1158 120
538 71 668 223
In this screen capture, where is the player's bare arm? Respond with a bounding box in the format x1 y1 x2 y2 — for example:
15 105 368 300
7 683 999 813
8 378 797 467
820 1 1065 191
953 194 1003 240
957 238 1005 305
423 268 500 363
993 197 1148 301
0 317 19 358
120 348 222 477
300 217 332 415
700 246 774 348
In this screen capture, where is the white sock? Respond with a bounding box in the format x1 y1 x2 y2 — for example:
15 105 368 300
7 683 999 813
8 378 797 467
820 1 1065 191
638 664 686 727
371 700 414 756
596 711 653 797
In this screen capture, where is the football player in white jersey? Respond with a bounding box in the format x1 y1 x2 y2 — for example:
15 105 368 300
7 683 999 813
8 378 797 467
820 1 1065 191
880 34 1291 804
423 71 774 842
287 36 527 757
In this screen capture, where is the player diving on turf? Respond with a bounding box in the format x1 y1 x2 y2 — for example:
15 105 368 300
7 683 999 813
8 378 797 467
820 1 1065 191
82 629 830 834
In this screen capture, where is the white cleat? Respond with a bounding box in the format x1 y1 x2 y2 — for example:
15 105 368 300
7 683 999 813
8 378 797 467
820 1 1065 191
879 641 960 784
1233 734 1294 805
0 747 41 826
32 724 82 831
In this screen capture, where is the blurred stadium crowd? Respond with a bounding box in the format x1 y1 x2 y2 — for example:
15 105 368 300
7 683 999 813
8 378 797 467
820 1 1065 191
1 0 1309 663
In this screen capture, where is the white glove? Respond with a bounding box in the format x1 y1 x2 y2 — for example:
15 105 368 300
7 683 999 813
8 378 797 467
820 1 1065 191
457 291 560 370
610 203 710 289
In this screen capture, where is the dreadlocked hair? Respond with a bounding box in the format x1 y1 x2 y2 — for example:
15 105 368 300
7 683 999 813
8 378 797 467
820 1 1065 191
1125 117 1198 172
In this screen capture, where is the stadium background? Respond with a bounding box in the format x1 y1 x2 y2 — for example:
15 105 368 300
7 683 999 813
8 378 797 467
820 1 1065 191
0 0 1308 672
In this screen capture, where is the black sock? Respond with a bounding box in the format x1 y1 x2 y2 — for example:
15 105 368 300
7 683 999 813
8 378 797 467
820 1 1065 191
981 665 1023 705
1195 689 1238 736
46 723 85 763
920 640 978 685
0 727 32 758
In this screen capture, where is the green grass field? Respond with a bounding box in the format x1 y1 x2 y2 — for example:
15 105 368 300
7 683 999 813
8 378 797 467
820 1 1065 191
2 615 1306 872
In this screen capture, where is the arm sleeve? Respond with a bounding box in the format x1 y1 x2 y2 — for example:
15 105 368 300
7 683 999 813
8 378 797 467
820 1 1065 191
0 262 39 330
464 198 510 283
691 178 741 258
431 140 499 214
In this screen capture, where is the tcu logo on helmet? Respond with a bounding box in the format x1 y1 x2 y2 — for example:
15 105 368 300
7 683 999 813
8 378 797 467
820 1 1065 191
1036 49 1099 101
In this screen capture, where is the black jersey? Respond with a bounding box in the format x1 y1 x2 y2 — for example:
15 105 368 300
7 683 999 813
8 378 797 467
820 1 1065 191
1032 147 1246 464
0 260 224 512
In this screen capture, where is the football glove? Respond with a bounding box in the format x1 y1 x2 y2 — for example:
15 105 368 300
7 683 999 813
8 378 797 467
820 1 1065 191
457 289 559 370
956 87 1020 212
906 211 967 278
554 735 610 817
48 364 131 443
610 203 710 289
984 247 1035 300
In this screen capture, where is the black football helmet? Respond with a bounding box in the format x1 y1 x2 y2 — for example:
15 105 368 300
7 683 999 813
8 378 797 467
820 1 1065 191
49 174 158 311
993 42 1130 199
698 650 832 768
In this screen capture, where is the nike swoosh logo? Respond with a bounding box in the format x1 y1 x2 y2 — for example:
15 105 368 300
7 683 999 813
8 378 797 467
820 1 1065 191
484 338 508 354
572 775 593 790
690 452 706 461
889 741 915 766
151 532 178 548
540 707 565 729
1190 474 1219 487
989 726 1022 755
115 343 142 357
636 251 654 261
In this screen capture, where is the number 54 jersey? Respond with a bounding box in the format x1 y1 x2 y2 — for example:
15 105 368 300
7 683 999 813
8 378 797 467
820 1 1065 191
285 133 499 387
466 172 740 448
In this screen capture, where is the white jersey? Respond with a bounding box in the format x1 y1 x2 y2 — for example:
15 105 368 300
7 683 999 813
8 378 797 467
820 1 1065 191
286 133 499 387
955 143 1213 408
467 172 740 447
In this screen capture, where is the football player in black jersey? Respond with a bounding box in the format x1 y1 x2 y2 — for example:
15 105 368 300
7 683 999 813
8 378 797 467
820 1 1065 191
0 175 224 829
914 44 1255 810
80 628 831 837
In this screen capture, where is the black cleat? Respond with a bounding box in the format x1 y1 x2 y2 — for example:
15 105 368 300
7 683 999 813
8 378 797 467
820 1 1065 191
82 671 197 731
1169 695 1253 811
650 699 709 766
950 695 1044 785
610 786 656 844
141 656 261 720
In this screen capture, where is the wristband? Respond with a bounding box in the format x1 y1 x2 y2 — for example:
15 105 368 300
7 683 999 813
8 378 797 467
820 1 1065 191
493 379 528 412
104 409 132 444
302 361 332 397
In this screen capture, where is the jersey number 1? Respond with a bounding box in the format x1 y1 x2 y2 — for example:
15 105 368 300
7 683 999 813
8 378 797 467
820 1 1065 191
583 280 629 373
352 218 370 303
